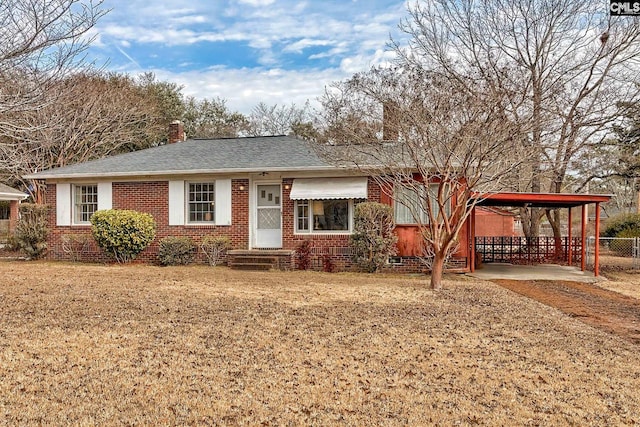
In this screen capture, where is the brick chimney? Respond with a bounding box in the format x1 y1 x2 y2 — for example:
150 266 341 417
168 120 186 144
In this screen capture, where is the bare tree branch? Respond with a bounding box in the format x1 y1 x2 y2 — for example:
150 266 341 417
0 0 106 126
393 0 640 240
318 68 533 288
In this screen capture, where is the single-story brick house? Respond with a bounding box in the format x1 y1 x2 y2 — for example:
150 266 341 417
23 122 474 271
25 123 611 274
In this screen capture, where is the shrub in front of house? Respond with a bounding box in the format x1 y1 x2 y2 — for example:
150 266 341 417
295 240 312 270
158 236 196 266
200 235 231 266
350 202 397 273
90 209 156 263
14 203 50 259
322 254 336 273
61 233 91 262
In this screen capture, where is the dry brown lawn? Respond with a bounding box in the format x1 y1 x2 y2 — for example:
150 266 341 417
599 270 640 300
1 261 639 426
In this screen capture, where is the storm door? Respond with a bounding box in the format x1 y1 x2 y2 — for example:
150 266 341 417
254 183 282 248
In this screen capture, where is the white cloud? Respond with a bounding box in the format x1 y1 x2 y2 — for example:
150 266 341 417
282 38 333 54
169 14 209 25
152 66 347 114
90 0 408 113
236 0 276 6
308 42 349 60
256 50 278 66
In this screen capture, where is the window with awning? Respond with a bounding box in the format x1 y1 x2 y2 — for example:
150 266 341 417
289 177 368 200
291 177 368 234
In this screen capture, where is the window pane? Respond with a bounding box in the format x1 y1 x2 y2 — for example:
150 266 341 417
74 185 98 223
395 186 421 224
394 184 449 224
188 182 215 222
258 208 281 229
258 185 280 207
296 200 309 231
312 200 348 231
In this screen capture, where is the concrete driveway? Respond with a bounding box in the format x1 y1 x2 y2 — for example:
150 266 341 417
468 263 600 283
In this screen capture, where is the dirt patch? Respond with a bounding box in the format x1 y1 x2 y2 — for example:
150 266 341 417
495 279 640 345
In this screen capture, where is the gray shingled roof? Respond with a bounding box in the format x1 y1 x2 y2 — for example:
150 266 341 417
26 136 341 179
0 183 28 200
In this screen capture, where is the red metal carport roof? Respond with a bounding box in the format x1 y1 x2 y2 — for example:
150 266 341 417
472 192 612 208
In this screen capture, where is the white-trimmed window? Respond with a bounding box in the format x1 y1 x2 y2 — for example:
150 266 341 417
74 184 98 224
187 182 215 223
295 199 353 233
394 184 450 225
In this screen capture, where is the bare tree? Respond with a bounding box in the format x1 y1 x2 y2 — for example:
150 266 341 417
0 72 167 200
247 101 317 138
319 68 530 289
0 0 106 137
395 0 640 240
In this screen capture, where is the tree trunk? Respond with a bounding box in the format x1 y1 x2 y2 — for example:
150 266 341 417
546 209 562 239
430 252 445 290
520 206 541 245
545 209 564 261
521 71 544 242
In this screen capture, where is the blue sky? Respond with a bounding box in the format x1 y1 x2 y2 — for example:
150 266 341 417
87 0 409 114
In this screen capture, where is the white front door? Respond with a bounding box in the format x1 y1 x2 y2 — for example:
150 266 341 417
254 183 282 248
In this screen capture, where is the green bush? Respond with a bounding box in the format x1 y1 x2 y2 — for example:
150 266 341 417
158 236 196 266
603 213 640 238
200 235 231 266
90 209 156 263
14 203 50 259
350 202 397 273
602 213 640 256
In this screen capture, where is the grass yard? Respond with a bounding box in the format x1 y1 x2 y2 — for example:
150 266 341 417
1 262 639 425
598 270 640 300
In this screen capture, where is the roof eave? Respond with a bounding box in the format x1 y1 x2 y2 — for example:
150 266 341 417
24 165 351 180
0 192 29 200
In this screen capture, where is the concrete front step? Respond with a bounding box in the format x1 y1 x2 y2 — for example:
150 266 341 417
227 249 294 271
231 256 278 263
228 263 274 271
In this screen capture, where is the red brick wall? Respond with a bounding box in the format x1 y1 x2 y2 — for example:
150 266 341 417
46 179 250 264
9 200 19 233
45 177 468 272
46 183 100 262
475 208 516 237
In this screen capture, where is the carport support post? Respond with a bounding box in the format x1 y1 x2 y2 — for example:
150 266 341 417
567 207 572 267
581 205 587 271
594 202 601 277
470 206 476 272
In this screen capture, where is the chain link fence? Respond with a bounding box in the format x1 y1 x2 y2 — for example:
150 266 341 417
587 237 640 270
